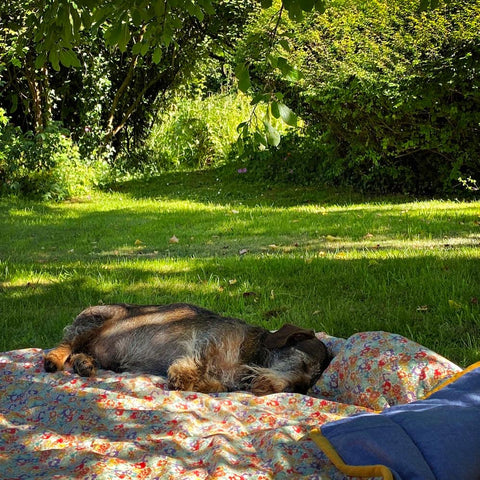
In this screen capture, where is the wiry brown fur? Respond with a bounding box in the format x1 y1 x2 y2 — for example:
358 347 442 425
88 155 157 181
44 303 331 395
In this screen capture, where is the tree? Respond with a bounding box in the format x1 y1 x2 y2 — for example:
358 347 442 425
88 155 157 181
1 0 257 157
235 0 480 194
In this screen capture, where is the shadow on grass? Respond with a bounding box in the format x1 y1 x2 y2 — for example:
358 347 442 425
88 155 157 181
1 192 479 264
1 253 479 366
105 168 393 207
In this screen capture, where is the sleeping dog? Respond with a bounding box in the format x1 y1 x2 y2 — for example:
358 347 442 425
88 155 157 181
44 303 330 395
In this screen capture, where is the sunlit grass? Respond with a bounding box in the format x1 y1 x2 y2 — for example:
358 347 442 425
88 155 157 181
1 171 479 366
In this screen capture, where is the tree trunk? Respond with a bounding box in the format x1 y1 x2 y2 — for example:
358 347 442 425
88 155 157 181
24 54 44 134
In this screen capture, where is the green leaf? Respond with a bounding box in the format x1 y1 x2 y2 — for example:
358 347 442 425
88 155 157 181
314 0 327 13
282 0 304 21
419 0 430 11
235 63 251 93
277 57 304 81
299 0 315 11
132 42 143 55
271 101 280 119
34 52 48 69
152 46 162 64
267 53 278 68
11 57 22 68
59 49 81 68
197 0 216 15
277 103 298 126
10 94 18 114
254 131 268 148
118 24 131 52
49 49 60 71
236 121 248 133
250 93 269 105
141 42 150 55
70 6 82 37
263 120 281 146
278 39 290 51
59 49 72 67
81 8 92 29
153 0 166 17
260 0 273 7
105 22 122 46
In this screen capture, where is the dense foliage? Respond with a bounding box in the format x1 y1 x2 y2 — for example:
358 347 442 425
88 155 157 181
238 0 480 194
0 0 478 197
0 0 255 197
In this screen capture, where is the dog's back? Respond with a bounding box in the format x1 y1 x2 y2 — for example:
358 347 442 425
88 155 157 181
80 304 260 378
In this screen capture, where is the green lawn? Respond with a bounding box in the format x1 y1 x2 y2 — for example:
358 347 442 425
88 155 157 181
1 170 479 367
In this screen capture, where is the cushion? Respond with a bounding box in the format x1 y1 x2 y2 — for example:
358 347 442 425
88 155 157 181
313 331 461 410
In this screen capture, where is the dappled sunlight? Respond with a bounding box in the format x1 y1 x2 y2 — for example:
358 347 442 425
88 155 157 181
1 187 479 364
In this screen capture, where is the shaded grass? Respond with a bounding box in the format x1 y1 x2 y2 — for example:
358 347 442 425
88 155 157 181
1 170 479 366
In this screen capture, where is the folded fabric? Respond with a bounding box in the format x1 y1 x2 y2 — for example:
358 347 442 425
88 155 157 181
311 362 480 480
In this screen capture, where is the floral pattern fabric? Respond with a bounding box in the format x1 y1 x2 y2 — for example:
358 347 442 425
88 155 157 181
313 331 461 410
0 332 461 479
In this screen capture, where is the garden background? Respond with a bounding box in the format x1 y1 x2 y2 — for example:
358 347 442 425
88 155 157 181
0 0 479 365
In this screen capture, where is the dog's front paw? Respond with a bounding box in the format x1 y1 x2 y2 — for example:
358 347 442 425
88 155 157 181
44 355 60 372
251 373 289 395
44 344 72 373
72 353 97 377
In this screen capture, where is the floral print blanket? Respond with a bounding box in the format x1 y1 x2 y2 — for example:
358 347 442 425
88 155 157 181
0 332 461 479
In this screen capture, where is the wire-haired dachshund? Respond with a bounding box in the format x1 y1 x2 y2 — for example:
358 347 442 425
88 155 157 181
44 303 330 395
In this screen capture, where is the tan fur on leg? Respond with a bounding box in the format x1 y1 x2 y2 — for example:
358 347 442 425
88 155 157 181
167 357 227 393
250 369 290 396
168 357 201 391
71 353 97 377
44 343 72 372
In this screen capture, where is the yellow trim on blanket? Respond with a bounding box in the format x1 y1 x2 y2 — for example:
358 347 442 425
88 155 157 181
310 429 394 480
422 361 480 399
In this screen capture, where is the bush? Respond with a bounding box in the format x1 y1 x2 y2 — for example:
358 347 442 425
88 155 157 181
111 92 253 177
240 0 480 195
0 111 105 200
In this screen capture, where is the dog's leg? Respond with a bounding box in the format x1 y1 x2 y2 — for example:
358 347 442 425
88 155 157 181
71 353 97 377
44 343 72 372
248 368 291 395
167 357 226 393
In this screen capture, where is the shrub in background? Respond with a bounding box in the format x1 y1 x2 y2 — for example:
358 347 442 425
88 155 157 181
239 0 480 195
112 92 253 177
0 110 105 200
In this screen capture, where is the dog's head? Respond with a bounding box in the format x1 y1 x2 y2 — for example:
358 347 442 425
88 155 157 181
263 324 330 394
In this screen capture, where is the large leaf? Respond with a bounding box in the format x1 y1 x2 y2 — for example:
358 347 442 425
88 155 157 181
59 49 81 68
48 49 60 71
152 47 162 64
299 0 315 11
235 63 251 93
263 120 281 147
277 57 304 82
277 103 298 127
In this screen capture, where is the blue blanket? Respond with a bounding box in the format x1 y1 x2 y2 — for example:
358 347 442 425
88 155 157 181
311 362 480 480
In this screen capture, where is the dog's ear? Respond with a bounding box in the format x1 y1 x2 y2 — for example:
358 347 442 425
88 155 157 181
264 324 316 349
